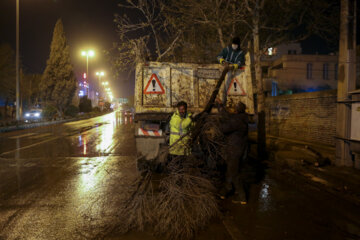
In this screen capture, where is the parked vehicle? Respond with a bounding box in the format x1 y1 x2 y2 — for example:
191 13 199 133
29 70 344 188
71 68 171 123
120 105 134 116
134 59 255 161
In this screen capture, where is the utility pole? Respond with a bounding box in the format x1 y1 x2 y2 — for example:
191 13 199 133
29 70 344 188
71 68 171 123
336 0 357 166
16 0 20 120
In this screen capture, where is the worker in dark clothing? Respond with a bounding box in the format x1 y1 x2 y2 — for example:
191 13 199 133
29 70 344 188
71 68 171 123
216 99 249 204
217 37 245 105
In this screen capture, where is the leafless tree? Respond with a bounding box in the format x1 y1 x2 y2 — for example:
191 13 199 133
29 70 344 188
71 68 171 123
113 0 182 71
169 0 246 48
165 0 251 63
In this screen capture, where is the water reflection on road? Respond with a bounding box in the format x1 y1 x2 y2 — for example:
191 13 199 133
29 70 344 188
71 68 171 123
258 182 271 212
74 111 134 157
76 111 134 193
0 111 140 239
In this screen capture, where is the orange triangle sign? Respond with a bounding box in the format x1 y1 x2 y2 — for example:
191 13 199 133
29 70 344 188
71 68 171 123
227 77 246 96
144 73 165 94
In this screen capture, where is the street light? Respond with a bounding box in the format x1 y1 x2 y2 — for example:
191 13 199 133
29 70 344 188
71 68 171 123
81 50 95 95
96 71 104 77
96 71 105 93
95 71 105 106
16 0 20 120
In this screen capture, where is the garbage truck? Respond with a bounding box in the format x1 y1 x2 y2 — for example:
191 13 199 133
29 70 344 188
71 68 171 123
134 55 255 161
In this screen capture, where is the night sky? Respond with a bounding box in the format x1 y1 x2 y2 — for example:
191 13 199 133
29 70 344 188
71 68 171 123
0 0 133 98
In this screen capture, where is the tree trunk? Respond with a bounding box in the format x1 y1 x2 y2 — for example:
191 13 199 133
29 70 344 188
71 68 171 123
253 19 267 160
4 97 8 120
217 27 226 48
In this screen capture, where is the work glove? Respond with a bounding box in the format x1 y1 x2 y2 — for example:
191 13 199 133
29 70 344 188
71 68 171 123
233 64 239 70
219 58 225 64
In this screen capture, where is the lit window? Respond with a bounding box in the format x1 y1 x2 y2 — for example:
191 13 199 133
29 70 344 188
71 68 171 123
272 81 278 96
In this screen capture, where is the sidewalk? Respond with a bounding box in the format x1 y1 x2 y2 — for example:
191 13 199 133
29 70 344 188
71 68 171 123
214 133 360 239
249 132 360 206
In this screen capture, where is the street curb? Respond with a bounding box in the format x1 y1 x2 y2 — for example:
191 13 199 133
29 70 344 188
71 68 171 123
0 119 72 133
0 112 110 133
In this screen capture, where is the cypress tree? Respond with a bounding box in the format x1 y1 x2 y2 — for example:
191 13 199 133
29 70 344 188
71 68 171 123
41 19 76 117
0 43 16 118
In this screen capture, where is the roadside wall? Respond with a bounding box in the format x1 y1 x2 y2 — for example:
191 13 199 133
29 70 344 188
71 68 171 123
265 90 337 146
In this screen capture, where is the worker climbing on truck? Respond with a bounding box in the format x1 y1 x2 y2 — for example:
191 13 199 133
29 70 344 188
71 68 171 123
168 101 193 156
217 37 245 105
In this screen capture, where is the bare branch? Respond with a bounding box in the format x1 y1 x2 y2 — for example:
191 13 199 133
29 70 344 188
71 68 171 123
158 33 182 60
244 0 253 13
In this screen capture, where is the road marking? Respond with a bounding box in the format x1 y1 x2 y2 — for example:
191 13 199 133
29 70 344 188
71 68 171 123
8 133 36 139
0 137 60 156
28 133 52 139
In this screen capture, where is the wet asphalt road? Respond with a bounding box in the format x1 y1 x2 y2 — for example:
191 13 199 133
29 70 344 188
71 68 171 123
0 112 144 239
0 111 359 240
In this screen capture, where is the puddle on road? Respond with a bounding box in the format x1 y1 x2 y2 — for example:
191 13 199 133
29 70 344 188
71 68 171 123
75 113 134 157
77 156 109 193
258 182 272 212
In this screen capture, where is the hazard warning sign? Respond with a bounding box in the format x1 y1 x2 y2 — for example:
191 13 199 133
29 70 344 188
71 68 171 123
227 77 246 96
144 73 165 94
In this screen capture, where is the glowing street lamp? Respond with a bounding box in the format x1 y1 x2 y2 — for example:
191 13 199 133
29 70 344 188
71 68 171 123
15 0 20 120
81 50 94 96
81 50 95 82
96 71 104 77
96 71 105 94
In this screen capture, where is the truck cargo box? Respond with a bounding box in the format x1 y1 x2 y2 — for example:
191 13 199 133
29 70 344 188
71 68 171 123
135 61 254 115
134 60 254 160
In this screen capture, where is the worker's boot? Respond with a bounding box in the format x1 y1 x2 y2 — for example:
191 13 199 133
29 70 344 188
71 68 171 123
218 183 232 200
232 187 247 205
232 193 247 205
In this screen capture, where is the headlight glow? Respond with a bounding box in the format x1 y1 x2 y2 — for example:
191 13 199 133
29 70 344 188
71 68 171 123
34 112 41 117
25 113 30 117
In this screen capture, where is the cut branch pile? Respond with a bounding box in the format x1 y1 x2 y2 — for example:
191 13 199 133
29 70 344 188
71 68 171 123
153 155 220 240
114 116 226 239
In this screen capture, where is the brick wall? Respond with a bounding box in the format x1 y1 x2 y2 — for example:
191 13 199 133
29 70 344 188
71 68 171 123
265 90 337 146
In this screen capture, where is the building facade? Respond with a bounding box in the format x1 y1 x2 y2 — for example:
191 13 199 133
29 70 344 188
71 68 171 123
262 44 338 96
